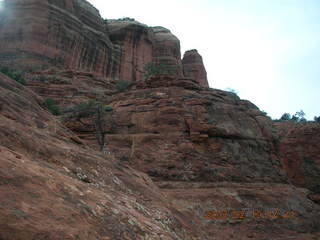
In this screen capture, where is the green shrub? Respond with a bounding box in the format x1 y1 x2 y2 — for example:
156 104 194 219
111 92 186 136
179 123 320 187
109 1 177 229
67 100 113 118
280 113 291 121
44 98 60 116
207 119 217 125
104 106 113 112
314 116 320 123
116 80 130 92
0 66 26 85
144 62 177 78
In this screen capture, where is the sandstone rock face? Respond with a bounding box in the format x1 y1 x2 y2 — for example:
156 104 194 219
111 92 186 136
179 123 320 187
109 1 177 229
163 182 320 240
108 20 153 82
152 27 183 77
275 122 320 193
182 49 209 87
0 0 120 77
107 22 183 82
61 74 320 238
0 73 209 239
99 78 287 184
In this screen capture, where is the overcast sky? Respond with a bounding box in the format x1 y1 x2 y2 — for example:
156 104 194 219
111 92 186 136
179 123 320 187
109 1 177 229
89 0 319 120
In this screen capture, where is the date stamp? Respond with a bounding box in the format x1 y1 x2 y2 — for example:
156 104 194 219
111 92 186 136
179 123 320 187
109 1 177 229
204 208 297 220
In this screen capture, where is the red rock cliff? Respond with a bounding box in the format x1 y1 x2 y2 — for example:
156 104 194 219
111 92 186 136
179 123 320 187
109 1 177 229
0 0 120 77
108 19 153 82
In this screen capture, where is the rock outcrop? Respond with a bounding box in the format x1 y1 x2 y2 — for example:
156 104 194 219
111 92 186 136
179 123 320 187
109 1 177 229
107 21 184 82
103 80 286 184
182 49 209 87
152 27 183 77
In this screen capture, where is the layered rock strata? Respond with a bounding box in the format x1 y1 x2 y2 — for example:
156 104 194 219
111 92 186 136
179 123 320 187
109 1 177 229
0 0 120 77
107 20 153 82
0 1 207 86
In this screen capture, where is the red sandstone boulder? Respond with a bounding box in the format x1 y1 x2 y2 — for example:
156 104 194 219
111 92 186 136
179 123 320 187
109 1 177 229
182 49 209 87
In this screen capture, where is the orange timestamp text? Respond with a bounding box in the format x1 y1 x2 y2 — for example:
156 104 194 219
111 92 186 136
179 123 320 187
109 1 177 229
204 208 297 220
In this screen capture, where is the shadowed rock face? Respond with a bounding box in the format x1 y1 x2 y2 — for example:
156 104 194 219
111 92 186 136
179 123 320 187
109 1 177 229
182 49 209 87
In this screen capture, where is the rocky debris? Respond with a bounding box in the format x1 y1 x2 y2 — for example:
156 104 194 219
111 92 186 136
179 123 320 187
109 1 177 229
182 49 209 87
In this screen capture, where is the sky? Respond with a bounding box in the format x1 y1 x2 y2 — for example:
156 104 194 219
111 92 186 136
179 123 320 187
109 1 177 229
88 0 319 120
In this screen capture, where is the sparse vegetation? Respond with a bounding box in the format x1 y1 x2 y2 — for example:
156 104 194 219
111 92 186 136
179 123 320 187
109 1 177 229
144 62 178 78
294 110 306 122
66 100 113 153
44 98 61 116
0 66 26 85
116 80 130 92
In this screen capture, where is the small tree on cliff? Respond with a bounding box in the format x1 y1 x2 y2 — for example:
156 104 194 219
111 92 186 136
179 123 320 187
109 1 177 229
293 110 306 122
280 113 291 121
66 100 113 153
